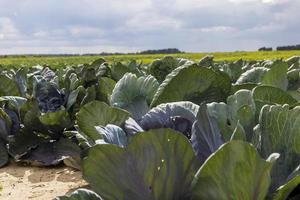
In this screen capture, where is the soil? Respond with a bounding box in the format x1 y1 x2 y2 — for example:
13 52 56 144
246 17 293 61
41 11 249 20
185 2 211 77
0 161 88 200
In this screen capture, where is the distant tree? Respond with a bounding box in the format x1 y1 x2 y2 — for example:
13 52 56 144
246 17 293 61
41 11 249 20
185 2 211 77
258 47 272 51
277 44 300 51
140 48 183 54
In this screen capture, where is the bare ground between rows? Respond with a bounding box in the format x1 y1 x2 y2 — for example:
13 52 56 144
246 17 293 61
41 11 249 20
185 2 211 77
0 161 88 200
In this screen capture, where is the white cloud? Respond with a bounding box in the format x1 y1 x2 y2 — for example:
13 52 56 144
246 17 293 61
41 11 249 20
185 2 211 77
0 0 299 54
126 14 182 31
262 0 275 3
200 26 236 33
33 31 48 38
261 0 292 4
229 0 288 4
69 26 105 38
0 17 19 40
229 0 257 3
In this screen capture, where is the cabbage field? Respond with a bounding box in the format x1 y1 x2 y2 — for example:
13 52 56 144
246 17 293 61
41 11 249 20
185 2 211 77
2 50 300 67
0 55 300 200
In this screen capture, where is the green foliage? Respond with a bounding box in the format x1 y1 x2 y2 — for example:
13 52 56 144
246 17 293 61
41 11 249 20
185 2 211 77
111 73 159 119
258 105 300 191
207 89 256 141
0 54 299 199
77 101 130 140
261 60 288 90
83 129 200 200
192 141 275 200
151 64 231 107
2 50 300 67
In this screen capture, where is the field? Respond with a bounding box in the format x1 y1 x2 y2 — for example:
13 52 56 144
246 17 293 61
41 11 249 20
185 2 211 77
0 53 300 199
0 50 300 67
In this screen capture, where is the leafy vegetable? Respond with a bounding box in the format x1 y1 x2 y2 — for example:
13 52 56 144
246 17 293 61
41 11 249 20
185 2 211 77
191 141 277 200
151 64 231 107
55 189 103 200
261 60 288 90
252 86 298 114
191 104 223 164
111 73 159 119
0 56 299 199
148 56 193 83
258 105 300 192
77 101 130 140
139 101 199 138
236 67 269 84
207 89 256 141
83 129 200 200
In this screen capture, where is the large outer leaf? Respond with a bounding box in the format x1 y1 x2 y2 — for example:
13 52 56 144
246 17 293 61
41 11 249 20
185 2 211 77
221 60 244 82
95 124 128 147
83 129 200 200
191 141 274 200
64 71 80 94
273 175 300 200
139 101 199 138
0 96 27 116
80 86 96 106
226 89 256 136
151 64 231 107
111 73 159 120
288 90 300 102
77 101 130 141
20 142 63 166
236 67 269 84
191 104 223 164
96 77 116 104
20 138 81 166
66 86 83 111
55 189 102 200
0 74 20 96
253 86 298 105
80 65 97 87
8 130 46 159
286 56 300 66
207 89 256 141
198 55 214 67
252 86 298 115
287 69 300 83
111 62 130 81
40 67 57 81
261 60 288 90
15 67 28 97
22 99 50 135
39 109 72 129
24 107 71 140
259 105 300 191
33 77 64 112
231 83 258 94
110 61 143 81
4 108 19 136
0 108 12 141
124 117 144 136
148 56 192 83
0 141 8 167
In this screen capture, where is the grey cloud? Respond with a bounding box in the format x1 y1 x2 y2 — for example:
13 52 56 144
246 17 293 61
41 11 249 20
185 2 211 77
0 0 299 54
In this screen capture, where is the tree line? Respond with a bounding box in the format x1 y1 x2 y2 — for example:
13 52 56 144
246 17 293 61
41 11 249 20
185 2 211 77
259 44 300 51
0 48 184 57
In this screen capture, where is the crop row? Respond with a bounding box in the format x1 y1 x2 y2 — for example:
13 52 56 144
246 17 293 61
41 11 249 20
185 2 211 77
0 55 299 199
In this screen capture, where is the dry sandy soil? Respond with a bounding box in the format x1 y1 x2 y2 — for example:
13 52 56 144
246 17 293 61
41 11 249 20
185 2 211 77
0 161 88 200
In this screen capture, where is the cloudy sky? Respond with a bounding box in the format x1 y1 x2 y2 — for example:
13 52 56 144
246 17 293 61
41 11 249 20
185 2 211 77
0 0 299 54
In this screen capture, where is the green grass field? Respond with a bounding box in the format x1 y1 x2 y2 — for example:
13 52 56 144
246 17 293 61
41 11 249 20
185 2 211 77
1 50 300 67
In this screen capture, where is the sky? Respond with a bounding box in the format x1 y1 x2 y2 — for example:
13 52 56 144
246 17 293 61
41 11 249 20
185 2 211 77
0 0 299 54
